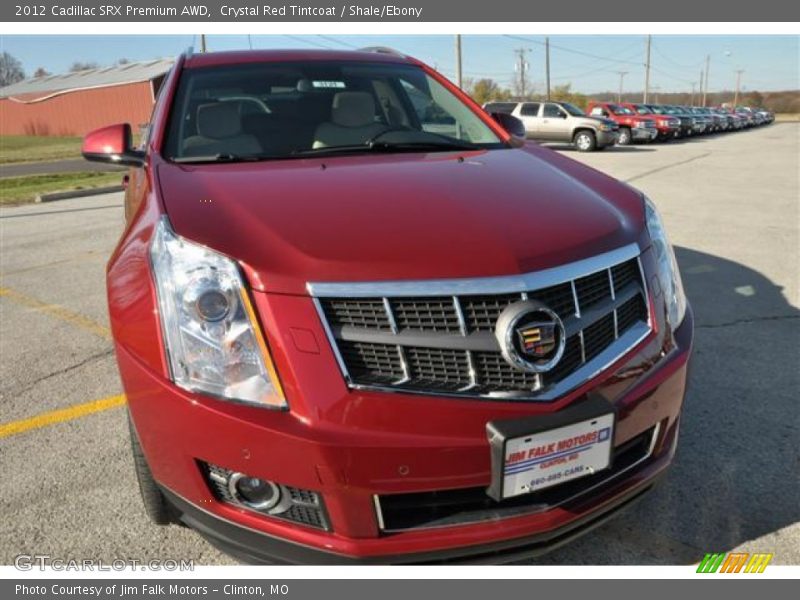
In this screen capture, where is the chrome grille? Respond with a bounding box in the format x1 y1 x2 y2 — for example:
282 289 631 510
311 244 651 401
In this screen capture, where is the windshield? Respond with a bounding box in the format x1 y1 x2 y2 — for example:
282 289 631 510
559 102 585 116
609 104 634 115
635 105 653 114
164 61 504 161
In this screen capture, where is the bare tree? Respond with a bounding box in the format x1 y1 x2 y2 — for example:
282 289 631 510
0 52 25 87
117 58 130 65
33 67 50 78
69 61 99 72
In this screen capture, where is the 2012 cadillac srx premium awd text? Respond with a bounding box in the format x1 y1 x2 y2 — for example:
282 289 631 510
82 48 693 564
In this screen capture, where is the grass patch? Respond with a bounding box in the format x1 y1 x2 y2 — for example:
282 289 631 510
0 135 84 164
0 172 123 205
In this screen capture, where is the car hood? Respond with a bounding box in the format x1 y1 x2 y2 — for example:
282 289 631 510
157 146 644 295
583 116 617 127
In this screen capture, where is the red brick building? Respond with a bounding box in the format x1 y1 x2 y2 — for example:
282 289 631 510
0 59 173 136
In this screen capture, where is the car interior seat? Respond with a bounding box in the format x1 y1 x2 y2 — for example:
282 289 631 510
182 102 263 157
312 91 386 149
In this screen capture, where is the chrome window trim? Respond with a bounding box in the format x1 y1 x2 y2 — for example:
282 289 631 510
375 422 661 533
307 243 641 298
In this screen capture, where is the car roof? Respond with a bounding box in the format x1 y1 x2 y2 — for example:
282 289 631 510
184 49 418 69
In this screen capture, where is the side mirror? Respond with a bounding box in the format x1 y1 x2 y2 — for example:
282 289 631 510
490 112 526 139
82 123 145 167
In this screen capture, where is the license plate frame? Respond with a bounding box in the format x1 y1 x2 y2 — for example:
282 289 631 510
486 395 615 501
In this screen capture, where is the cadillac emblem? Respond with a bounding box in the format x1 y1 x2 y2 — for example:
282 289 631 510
495 300 566 374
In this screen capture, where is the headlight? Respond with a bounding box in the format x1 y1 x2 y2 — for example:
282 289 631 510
150 218 286 409
644 197 687 330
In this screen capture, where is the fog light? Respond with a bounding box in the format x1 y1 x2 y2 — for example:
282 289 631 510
228 473 280 510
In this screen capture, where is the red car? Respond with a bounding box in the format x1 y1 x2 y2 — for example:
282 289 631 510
83 49 693 564
585 101 658 145
619 103 682 141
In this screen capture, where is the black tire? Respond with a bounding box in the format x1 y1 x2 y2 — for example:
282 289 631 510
128 413 176 526
573 130 597 152
617 127 632 145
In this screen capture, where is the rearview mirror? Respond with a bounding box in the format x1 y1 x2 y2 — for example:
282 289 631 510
82 123 145 167
490 112 526 139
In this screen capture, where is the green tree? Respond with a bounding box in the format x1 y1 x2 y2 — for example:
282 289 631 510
550 83 588 110
468 78 512 105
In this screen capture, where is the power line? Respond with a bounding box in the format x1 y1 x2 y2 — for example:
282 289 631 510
282 35 337 50
317 35 359 49
652 41 704 70
503 35 642 66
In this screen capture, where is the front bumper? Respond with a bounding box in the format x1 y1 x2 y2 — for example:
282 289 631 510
632 127 658 142
596 130 618 146
162 470 662 564
121 291 693 564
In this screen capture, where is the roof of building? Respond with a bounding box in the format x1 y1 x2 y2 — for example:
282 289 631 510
0 58 174 100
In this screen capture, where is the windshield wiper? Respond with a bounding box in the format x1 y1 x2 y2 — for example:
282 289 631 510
292 139 481 157
172 152 280 164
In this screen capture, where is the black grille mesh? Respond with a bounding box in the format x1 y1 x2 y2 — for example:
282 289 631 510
575 271 611 310
405 347 471 385
319 257 648 398
339 340 405 383
391 297 461 332
611 259 640 295
324 298 391 330
460 293 522 332
617 294 648 332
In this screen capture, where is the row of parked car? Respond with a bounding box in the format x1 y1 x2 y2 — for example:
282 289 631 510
483 99 775 152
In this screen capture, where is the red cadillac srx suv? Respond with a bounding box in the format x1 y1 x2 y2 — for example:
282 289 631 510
83 49 693 564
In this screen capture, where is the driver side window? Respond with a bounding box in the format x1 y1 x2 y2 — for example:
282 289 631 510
543 104 565 118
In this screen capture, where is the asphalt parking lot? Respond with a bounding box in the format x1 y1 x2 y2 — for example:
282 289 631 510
1 123 798 566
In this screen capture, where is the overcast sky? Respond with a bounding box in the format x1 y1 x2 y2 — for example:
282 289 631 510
3 34 798 93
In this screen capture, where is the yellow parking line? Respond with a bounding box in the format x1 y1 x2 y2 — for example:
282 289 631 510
0 286 111 339
0 394 126 439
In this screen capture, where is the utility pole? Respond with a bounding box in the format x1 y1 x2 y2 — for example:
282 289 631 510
616 71 628 103
702 54 710 107
514 47 531 99
200 34 207 53
643 35 651 103
545 37 551 101
733 69 744 106
455 34 463 89
698 70 704 107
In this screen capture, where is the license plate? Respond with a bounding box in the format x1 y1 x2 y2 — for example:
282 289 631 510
486 396 615 501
